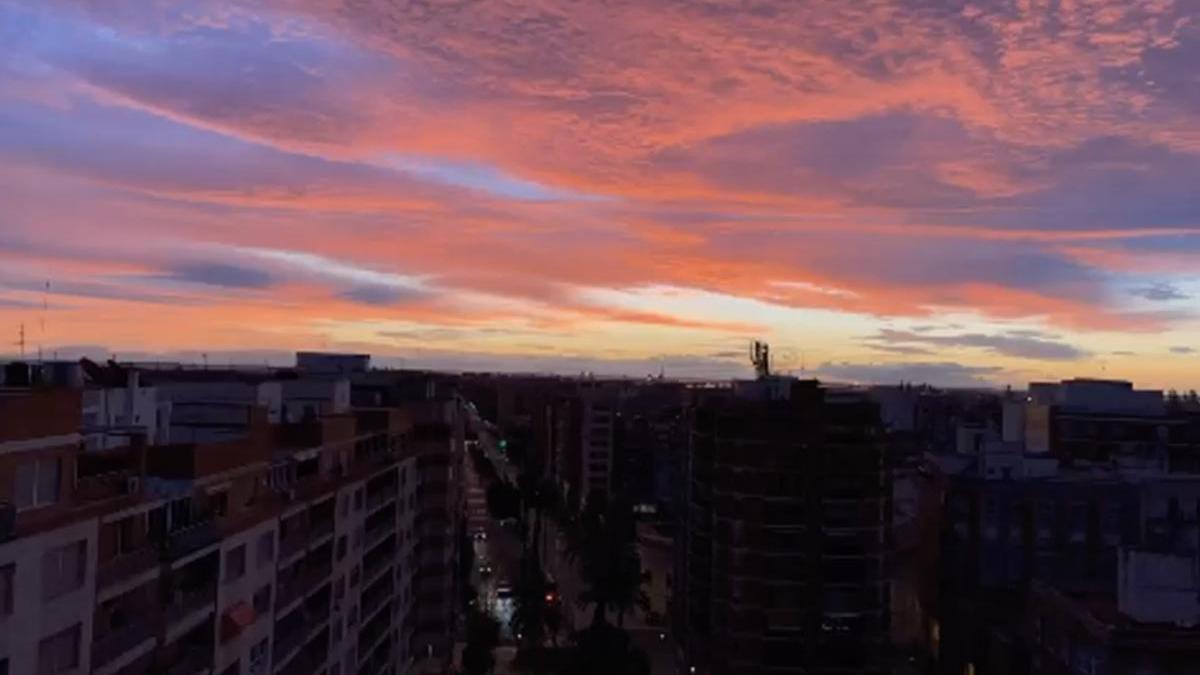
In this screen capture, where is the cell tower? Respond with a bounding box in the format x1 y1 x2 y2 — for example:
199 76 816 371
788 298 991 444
749 340 771 379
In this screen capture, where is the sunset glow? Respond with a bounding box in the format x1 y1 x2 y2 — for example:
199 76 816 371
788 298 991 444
2 0 1198 386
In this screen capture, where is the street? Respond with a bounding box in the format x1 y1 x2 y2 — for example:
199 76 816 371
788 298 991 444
462 403 674 673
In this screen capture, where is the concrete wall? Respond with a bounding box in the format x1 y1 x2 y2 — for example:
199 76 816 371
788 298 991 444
0 517 98 675
1118 549 1200 626
215 519 278 674
328 478 364 675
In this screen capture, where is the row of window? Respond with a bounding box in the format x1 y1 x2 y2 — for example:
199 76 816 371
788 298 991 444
0 538 87 618
223 531 276 583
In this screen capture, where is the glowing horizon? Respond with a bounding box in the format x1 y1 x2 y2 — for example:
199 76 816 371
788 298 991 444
1 0 1198 388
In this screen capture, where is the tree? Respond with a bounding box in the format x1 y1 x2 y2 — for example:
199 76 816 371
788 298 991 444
518 467 562 562
559 622 651 675
563 496 648 628
512 555 549 654
462 610 501 675
487 481 521 521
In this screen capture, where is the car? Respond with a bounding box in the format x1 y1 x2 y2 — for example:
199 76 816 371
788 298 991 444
479 561 493 577
473 530 488 541
496 584 513 600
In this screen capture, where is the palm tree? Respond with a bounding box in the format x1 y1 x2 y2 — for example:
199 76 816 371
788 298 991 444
560 622 651 675
564 496 648 627
462 610 501 675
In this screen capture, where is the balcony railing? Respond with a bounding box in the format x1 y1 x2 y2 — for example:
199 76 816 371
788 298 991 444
165 583 216 626
276 575 304 611
273 621 306 665
358 607 392 661
76 472 137 502
363 553 393 586
361 581 392 621
365 521 392 550
92 620 155 668
279 530 306 560
303 557 333 589
366 488 395 512
164 646 212 675
97 546 159 588
159 520 219 561
309 517 334 542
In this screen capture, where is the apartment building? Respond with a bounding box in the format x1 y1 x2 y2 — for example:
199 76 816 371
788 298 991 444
0 358 464 675
553 385 618 511
674 378 891 675
0 383 99 675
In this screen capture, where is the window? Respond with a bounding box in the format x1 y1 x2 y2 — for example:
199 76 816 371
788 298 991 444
253 584 271 614
257 532 274 568
114 517 135 555
350 566 360 588
334 576 346 601
0 564 13 616
41 541 85 600
15 458 60 510
37 623 80 675
249 638 268 674
332 617 343 645
341 494 350 518
354 489 364 511
225 545 246 583
337 536 348 561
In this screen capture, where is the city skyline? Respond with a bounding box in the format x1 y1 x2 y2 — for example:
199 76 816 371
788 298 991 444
2 0 1199 388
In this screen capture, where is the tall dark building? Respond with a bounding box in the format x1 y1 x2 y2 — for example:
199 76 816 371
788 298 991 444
674 378 891 675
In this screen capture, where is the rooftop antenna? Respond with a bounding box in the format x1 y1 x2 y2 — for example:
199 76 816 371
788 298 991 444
749 340 771 379
17 323 26 359
39 280 48 362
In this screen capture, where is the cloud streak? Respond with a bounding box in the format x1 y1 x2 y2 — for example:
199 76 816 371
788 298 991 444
1 0 1199 385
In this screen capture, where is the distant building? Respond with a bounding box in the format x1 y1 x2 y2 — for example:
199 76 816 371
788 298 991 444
296 352 371 377
673 378 891 675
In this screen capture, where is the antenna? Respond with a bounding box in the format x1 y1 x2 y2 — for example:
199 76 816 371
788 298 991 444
749 340 771 379
18 323 25 360
39 281 48 361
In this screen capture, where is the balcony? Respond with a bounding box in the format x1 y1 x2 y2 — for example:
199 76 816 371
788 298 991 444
160 520 220 562
273 615 307 666
304 554 333 589
366 488 395 514
92 620 155 670
164 646 212 675
166 583 216 629
365 521 392 550
97 546 159 589
309 516 334 543
361 578 393 623
358 603 392 663
279 529 306 561
76 471 138 502
276 572 305 612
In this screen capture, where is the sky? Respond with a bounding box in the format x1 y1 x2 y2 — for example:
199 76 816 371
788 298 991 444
0 0 1198 387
